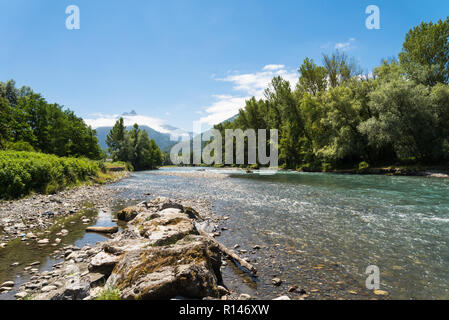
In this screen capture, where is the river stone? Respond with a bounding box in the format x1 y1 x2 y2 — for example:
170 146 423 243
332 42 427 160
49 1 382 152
1 281 14 288
38 239 50 245
88 251 121 275
14 291 28 299
272 278 282 286
117 206 144 222
41 285 57 292
273 295 291 300
158 200 184 212
130 208 197 246
41 280 91 301
106 239 221 300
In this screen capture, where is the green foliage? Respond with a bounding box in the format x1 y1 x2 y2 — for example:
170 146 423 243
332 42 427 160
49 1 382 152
106 120 163 171
6 141 35 152
358 161 370 171
0 151 101 199
95 287 121 300
207 18 449 171
0 80 102 160
399 18 449 85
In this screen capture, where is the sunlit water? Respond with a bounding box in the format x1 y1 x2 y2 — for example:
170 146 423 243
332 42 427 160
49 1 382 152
109 168 449 300
1 168 448 300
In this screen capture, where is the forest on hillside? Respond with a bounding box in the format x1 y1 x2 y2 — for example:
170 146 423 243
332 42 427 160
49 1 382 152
212 18 449 171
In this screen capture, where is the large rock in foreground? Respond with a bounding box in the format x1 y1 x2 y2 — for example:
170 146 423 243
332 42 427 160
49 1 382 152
91 200 222 300
106 237 221 300
27 198 225 301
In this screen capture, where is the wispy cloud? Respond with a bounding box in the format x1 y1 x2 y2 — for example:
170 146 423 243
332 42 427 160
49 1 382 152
334 38 356 51
84 113 170 134
199 65 298 126
263 64 285 71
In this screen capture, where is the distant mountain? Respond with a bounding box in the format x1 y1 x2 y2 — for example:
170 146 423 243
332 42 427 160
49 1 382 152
92 111 236 154
95 125 179 152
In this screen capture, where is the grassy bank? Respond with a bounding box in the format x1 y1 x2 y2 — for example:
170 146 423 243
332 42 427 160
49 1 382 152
0 151 130 200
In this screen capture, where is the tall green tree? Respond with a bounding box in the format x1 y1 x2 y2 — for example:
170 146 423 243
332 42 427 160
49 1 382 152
106 117 127 161
399 17 449 85
106 122 163 170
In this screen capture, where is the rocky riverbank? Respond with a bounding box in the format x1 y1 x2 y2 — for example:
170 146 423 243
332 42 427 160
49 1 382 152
10 197 267 301
0 172 130 245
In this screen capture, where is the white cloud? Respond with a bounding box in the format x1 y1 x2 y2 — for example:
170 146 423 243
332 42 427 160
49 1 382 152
84 113 170 134
334 38 356 51
199 65 298 126
263 64 285 71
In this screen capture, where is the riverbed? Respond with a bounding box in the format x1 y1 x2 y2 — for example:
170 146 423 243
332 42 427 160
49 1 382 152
1 167 449 300
109 167 449 300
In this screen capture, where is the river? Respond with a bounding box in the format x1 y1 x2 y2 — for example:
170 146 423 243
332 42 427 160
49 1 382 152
110 167 449 300
1 167 449 300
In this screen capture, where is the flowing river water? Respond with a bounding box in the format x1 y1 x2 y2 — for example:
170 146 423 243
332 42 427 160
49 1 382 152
1 167 449 299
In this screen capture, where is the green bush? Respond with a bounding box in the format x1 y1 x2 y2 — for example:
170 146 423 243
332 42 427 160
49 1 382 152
358 161 370 172
6 141 35 152
0 151 101 199
95 287 121 300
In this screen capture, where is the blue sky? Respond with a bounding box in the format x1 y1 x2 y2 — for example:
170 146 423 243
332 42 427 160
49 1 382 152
1 0 448 132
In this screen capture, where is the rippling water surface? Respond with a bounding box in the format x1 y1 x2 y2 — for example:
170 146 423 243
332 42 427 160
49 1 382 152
110 168 449 299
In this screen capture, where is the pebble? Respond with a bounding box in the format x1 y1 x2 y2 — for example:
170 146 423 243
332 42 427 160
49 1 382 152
1 281 15 288
37 239 49 245
14 291 28 299
41 285 57 293
238 294 252 300
288 285 298 292
217 286 229 295
373 290 389 296
272 278 282 286
273 295 291 300
30 261 41 266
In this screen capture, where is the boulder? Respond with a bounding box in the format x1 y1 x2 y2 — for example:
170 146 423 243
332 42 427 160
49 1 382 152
88 251 121 275
106 240 221 300
50 280 91 300
130 208 197 246
117 206 143 222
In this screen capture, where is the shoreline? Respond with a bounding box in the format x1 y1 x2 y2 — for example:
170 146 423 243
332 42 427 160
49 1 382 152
160 165 449 178
0 171 130 244
5 197 262 301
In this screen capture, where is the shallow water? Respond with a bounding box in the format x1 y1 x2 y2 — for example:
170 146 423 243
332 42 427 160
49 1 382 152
0 205 126 300
1 168 448 300
109 168 449 299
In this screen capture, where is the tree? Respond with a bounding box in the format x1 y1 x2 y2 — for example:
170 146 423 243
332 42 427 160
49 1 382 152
298 57 327 95
106 122 163 170
399 17 449 85
358 79 441 161
106 118 127 161
322 50 361 88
